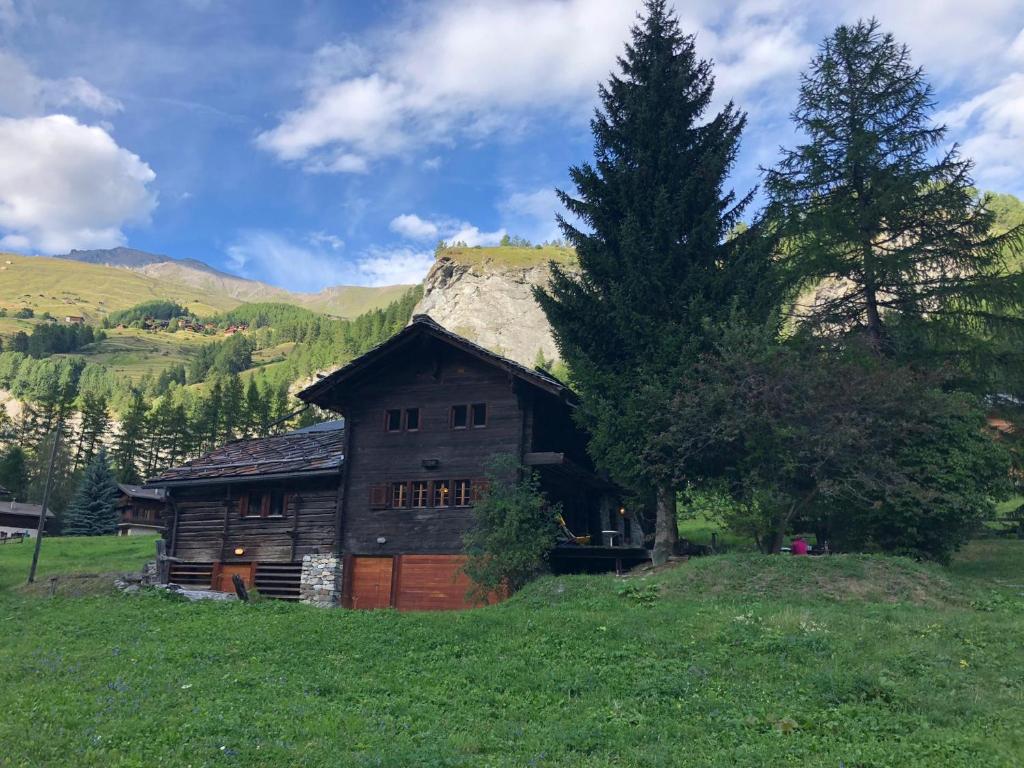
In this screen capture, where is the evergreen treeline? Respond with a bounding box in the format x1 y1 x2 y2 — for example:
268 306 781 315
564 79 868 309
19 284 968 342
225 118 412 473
0 286 423 526
106 300 190 327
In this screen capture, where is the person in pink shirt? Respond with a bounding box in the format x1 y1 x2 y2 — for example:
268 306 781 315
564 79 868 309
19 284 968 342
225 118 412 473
791 537 809 555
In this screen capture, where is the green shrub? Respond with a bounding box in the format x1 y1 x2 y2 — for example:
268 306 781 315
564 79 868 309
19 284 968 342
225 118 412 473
462 455 560 599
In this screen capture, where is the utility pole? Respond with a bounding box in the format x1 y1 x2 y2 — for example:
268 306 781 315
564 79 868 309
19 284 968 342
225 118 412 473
27 420 63 584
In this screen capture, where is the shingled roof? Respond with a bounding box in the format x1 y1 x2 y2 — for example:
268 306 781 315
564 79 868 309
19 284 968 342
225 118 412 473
298 315 574 407
148 424 345 486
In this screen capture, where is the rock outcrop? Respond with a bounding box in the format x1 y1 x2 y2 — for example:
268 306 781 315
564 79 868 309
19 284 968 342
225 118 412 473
413 251 574 366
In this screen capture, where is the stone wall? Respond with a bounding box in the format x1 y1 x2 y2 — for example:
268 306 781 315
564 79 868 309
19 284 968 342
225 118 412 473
300 554 342 607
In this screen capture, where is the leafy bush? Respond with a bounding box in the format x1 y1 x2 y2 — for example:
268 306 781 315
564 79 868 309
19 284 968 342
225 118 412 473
462 455 560 598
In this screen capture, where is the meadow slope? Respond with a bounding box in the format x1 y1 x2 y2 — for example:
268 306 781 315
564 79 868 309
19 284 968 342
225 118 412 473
0 537 1021 767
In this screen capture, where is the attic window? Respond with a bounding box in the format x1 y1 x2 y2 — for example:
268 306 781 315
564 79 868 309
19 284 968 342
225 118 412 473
450 404 468 429
471 403 487 427
405 408 420 431
385 409 402 432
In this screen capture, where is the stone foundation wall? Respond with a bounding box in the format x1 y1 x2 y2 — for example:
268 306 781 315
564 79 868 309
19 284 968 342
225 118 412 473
300 554 342 607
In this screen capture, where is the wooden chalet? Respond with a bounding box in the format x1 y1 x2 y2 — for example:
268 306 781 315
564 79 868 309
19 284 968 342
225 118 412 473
149 316 647 609
0 501 55 541
116 484 168 536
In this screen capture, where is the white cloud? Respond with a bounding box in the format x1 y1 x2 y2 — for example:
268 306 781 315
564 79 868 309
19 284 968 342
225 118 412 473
390 212 505 246
257 0 815 173
390 213 439 241
0 51 122 117
0 115 156 253
227 231 432 290
356 247 435 286
939 72 1024 189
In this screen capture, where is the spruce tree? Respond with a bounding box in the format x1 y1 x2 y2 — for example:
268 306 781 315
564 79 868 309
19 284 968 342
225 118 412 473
764 18 1024 364
63 449 120 536
221 374 244 443
535 0 768 563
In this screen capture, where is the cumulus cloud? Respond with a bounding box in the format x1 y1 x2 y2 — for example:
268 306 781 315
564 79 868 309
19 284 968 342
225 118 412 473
390 213 439 241
389 212 504 246
227 231 433 290
0 51 122 117
257 0 814 173
0 115 156 253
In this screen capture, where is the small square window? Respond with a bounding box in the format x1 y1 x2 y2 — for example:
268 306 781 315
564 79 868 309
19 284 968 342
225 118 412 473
471 403 487 427
451 404 468 429
385 409 402 432
411 480 429 508
405 408 420 431
433 481 451 508
391 482 408 509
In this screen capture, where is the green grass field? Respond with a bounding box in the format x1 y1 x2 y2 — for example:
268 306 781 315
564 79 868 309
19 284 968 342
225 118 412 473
1 536 1022 766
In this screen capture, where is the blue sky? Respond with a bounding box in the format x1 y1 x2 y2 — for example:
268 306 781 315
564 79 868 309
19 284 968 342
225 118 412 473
0 0 1021 291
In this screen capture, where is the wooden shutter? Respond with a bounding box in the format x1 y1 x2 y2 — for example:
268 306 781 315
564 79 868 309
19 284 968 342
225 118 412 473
259 493 271 518
369 484 389 509
238 492 250 518
471 478 490 503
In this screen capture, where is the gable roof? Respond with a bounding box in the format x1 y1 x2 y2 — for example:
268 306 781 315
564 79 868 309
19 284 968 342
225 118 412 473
298 315 574 408
1 501 54 519
117 484 167 501
147 424 346 487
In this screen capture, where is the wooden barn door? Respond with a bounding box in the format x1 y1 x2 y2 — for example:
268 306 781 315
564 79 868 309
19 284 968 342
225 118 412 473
349 556 394 609
393 555 476 612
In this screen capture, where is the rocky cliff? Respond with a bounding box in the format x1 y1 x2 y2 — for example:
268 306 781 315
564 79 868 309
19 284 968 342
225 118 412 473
412 246 576 366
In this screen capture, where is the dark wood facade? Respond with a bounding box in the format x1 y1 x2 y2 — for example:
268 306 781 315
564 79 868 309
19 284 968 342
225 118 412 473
151 316 646 608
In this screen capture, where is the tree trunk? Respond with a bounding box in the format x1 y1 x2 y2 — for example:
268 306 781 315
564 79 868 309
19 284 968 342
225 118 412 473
652 483 678 566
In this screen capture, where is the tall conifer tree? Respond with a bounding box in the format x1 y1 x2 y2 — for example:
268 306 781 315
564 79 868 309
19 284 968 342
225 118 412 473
63 449 120 536
535 0 766 562
765 19 1024 366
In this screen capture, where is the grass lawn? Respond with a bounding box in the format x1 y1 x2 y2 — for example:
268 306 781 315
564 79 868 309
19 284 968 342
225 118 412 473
442 245 578 269
0 537 1022 767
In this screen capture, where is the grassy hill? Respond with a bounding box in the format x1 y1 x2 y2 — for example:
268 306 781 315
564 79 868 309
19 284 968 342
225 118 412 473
1 536 1021 766
0 253 414 325
0 253 243 322
441 244 577 269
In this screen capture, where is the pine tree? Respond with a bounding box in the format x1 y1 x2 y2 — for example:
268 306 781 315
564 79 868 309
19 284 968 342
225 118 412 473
112 390 147 484
535 0 769 563
244 378 262 437
63 449 120 536
764 18 1024 364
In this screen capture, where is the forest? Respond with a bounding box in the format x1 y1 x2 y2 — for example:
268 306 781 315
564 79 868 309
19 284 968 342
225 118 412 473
0 286 422 523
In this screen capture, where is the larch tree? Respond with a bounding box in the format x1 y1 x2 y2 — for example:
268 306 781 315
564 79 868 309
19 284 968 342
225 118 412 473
535 0 768 563
764 18 1024 364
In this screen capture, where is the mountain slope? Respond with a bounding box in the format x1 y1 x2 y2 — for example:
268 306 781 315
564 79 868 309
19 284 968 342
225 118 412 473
13 248 412 319
413 245 577 366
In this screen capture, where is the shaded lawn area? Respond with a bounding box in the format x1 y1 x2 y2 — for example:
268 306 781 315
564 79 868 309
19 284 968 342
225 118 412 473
0 535 158 591
0 539 1021 767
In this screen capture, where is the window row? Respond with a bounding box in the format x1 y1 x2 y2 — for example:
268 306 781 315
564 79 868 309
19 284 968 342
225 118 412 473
238 490 293 518
369 479 487 510
384 403 487 432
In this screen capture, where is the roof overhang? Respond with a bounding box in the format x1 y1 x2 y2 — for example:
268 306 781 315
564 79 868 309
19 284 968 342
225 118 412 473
146 467 342 489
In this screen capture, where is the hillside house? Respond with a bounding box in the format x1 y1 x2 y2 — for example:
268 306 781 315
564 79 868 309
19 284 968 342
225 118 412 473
0 501 55 540
64 315 85 325
116 484 168 536
149 316 646 609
